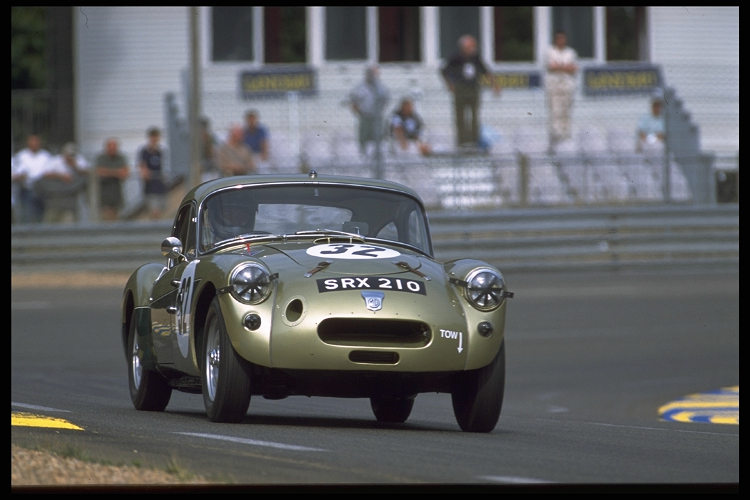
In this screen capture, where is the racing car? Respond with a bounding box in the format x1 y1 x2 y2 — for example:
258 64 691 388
121 171 512 432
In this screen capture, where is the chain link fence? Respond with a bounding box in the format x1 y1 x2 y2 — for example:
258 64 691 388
190 63 736 209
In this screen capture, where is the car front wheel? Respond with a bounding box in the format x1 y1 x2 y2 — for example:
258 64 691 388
127 311 171 411
370 395 415 423
201 297 252 422
451 341 505 432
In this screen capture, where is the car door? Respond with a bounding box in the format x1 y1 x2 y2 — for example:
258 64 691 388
149 203 197 367
170 203 200 370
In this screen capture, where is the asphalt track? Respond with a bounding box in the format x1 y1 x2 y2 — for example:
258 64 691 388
11 268 738 489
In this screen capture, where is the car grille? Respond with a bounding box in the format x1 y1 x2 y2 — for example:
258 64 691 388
317 318 431 348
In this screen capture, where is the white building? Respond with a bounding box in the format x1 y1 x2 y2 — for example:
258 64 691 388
72 6 738 207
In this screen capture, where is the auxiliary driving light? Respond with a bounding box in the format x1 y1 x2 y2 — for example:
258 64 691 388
243 313 262 331
477 321 493 336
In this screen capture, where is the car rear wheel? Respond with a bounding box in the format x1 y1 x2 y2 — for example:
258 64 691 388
127 311 171 411
201 297 252 422
370 395 415 423
451 341 505 432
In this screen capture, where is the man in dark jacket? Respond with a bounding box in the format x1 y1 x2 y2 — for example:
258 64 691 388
440 34 500 149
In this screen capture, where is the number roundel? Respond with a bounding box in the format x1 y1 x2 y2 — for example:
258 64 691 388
306 243 401 260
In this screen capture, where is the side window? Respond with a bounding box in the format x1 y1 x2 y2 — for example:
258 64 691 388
493 6 534 62
439 6 480 59
326 7 367 60
379 7 421 63
606 6 647 61
264 6 306 64
551 6 594 59
212 7 254 62
172 204 195 261
183 207 197 259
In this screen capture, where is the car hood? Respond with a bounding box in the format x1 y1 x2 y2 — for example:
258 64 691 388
226 240 443 279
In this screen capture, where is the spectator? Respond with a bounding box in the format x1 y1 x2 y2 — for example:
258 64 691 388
138 127 168 220
636 93 666 153
389 97 432 157
200 117 220 181
242 110 270 170
349 64 390 157
36 142 90 223
11 133 53 223
94 137 130 221
441 34 500 149
217 125 256 177
545 30 579 154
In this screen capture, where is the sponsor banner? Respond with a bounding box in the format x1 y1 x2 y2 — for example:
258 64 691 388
481 71 542 89
317 276 426 295
583 64 662 96
241 67 317 99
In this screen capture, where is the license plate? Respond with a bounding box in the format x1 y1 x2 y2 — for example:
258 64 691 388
316 276 426 295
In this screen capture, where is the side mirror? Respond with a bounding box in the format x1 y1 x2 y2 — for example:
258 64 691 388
161 236 184 259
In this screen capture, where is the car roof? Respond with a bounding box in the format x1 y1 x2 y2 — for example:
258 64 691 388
182 171 424 207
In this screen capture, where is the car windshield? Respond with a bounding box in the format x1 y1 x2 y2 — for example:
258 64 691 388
198 184 431 254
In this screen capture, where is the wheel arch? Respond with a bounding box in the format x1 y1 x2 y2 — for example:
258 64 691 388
121 263 165 363
121 291 135 359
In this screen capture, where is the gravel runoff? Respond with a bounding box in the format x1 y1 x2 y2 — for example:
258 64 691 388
11 444 209 487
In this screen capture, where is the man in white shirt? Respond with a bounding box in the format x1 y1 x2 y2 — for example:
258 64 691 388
545 31 578 154
11 133 53 223
35 142 90 223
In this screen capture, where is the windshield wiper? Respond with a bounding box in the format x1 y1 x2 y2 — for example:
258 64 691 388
293 228 366 241
211 232 282 249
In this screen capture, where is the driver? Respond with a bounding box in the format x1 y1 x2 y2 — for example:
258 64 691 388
202 189 258 245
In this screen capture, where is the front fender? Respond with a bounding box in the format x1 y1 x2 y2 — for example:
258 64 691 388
444 258 511 370
122 263 167 314
121 263 166 362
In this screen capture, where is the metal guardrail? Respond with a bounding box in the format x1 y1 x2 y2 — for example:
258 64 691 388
428 203 739 272
11 204 739 275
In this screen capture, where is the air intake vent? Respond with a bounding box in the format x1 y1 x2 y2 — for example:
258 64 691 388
349 351 399 364
318 318 431 347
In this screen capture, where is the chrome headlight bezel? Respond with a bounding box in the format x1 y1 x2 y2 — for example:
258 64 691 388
462 267 508 312
228 262 275 305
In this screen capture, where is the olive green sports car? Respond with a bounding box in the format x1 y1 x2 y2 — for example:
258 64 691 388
121 172 513 432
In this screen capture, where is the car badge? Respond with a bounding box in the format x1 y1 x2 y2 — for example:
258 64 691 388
361 291 384 311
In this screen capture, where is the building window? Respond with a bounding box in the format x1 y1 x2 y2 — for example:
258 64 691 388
606 6 647 61
551 6 593 59
379 7 421 63
439 6 480 59
212 7 254 62
326 7 367 60
264 7 306 64
493 6 534 62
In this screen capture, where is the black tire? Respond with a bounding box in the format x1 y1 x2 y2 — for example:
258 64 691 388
127 311 172 411
451 341 505 432
201 297 252 422
370 395 415 423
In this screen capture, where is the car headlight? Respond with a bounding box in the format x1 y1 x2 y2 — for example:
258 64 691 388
460 268 510 311
228 262 276 304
